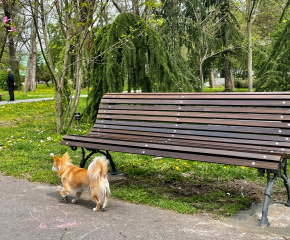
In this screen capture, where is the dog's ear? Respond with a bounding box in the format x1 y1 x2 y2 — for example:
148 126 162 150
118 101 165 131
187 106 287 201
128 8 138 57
53 155 60 162
62 152 71 162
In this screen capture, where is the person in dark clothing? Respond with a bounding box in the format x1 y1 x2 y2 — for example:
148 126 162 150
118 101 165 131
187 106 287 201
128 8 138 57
7 68 15 101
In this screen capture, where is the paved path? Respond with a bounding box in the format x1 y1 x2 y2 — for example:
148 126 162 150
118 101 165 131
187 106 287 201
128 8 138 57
0 97 54 105
0 96 88 105
0 173 288 240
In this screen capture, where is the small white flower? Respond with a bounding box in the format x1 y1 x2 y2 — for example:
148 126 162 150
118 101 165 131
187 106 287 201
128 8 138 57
0 147 2 150
22 137 25 138
40 140 44 143
227 193 230 196
11 135 13 138
47 137 52 141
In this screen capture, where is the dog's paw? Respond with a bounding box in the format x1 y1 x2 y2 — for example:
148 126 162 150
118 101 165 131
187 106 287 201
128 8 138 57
71 199 77 204
93 207 98 212
62 196 68 202
101 207 106 211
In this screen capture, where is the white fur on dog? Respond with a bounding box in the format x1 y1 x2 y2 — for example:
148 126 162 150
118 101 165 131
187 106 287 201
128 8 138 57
87 156 111 198
87 155 108 180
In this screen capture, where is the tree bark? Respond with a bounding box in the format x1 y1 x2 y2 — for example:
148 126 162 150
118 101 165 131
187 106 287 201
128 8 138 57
209 66 216 88
199 62 204 92
247 0 254 92
247 19 253 92
224 57 233 91
24 25 34 93
0 32 8 64
8 34 21 90
30 2 39 92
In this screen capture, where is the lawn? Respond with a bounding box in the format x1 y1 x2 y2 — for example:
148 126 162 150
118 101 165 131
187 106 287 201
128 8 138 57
0 87 288 219
0 83 90 101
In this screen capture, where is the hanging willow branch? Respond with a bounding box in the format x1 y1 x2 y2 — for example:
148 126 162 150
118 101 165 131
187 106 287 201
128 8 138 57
83 13 200 121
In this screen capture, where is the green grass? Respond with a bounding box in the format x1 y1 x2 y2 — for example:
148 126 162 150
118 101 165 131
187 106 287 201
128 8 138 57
0 86 288 218
203 87 254 92
0 83 90 101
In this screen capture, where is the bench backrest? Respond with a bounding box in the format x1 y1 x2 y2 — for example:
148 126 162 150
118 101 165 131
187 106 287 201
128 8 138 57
88 92 290 170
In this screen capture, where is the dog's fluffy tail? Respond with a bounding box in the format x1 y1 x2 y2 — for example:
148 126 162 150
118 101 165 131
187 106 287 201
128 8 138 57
87 155 111 196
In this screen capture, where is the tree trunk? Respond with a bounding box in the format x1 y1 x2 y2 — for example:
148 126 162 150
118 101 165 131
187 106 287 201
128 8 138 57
209 55 216 88
209 69 216 88
247 1 253 92
68 42 84 128
16 61 22 90
30 2 39 92
199 62 204 92
8 34 21 90
0 32 8 64
24 29 34 93
230 70 235 90
224 57 233 91
55 86 63 133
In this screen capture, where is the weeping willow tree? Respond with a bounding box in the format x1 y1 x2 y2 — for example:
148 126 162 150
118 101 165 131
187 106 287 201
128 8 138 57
83 13 200 120
255 5 290 92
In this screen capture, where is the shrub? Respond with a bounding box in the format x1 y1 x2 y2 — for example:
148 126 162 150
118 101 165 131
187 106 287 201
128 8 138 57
0 69 18 90
0 69 7 90
234 78 258 89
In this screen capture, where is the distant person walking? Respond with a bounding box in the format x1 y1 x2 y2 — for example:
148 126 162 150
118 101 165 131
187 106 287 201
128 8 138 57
7 68 15 101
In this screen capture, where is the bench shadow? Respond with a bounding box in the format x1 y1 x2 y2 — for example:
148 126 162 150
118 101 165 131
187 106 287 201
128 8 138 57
46 190 96 211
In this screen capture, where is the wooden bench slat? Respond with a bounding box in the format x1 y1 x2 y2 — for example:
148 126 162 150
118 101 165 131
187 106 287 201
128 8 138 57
99 104 290 115
98 109 290 121
95 120 290 138
60 140 280 170
97 114 290 129
87 131 289 154
106 92 289 95
62 135 281 161
104 93 290 100
101 99 290 107
90 127 290 148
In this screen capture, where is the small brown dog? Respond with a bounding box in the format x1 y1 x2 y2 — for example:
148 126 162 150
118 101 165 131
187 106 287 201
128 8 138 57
51 152 111 211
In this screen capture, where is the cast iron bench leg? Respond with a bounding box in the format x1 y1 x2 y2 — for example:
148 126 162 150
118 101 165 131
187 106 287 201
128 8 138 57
281 159 290 207
79 148 97 168
75 147 118 175
259 170 278 227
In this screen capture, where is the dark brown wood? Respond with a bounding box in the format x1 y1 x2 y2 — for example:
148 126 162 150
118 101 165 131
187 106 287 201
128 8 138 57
99 104 290 115
87 131 289 154
60 140 280 170
103 93 290 100
97 114 290 129
101 98 290 107
98 109 290 121
61 92 290 171
62 135 281 161
90 127 290 148
94 120 290 138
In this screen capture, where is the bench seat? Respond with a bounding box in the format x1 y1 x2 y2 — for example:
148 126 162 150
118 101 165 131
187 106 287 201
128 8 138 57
61 92 290 227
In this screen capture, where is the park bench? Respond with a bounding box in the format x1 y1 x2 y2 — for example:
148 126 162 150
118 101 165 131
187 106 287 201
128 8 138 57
0 94 4 101
61 92 290 227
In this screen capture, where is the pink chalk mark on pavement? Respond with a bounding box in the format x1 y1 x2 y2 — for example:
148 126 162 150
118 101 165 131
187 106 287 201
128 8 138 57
24 206 79 229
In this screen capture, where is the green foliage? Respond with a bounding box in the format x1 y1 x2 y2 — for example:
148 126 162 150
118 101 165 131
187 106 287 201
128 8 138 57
36 61 52 85
83 13 200 120
47 22 66 65
0 69 7 90
255 17 290 92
